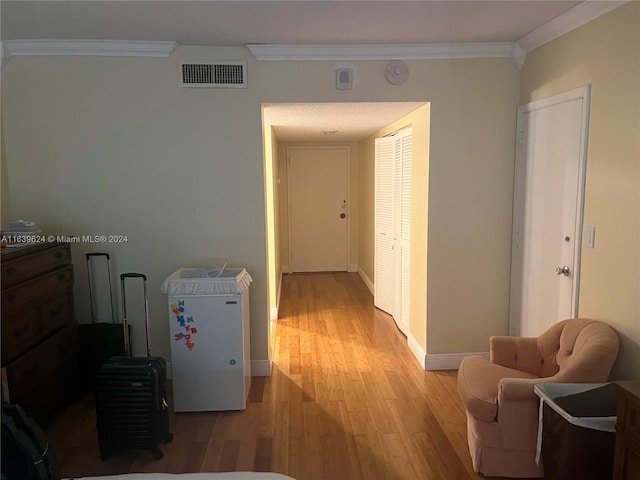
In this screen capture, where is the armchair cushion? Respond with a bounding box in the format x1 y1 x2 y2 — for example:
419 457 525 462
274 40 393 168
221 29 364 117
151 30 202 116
458 355 538 422
490 335 545 375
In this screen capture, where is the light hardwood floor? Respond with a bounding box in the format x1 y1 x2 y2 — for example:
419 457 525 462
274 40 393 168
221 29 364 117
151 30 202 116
47 272 505 479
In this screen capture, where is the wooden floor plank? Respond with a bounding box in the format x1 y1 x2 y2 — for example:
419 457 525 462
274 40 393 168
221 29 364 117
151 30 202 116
46 272 514 479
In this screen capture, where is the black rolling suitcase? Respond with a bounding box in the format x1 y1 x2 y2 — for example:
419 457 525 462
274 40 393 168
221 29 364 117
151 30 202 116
79 253 128 390
95 273 173 461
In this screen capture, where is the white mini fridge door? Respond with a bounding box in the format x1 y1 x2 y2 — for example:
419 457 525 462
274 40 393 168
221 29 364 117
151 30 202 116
168 291 250 411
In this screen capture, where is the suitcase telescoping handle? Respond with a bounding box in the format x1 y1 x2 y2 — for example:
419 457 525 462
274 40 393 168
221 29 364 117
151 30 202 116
87 252 111 260
86 252 115 324
120 273 151 358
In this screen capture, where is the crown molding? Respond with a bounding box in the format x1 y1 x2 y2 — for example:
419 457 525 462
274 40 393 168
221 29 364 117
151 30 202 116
247 42 516 62
3 39 176 57
516 0 628 53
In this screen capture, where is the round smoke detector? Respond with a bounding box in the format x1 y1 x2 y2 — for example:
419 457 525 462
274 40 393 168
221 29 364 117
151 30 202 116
385 60 409 85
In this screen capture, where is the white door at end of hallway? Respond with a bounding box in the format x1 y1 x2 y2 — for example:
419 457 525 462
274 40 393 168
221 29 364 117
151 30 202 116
288 147 349 272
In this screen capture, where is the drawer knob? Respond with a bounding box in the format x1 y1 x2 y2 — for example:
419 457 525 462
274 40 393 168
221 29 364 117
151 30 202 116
54 251 64 259
6 266 16 276
57 273 66 282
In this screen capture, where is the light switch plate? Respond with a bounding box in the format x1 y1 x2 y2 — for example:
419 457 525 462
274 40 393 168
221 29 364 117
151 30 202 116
585 226 596 248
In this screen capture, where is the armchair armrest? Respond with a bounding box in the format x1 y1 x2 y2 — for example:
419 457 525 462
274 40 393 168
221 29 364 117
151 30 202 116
490 335 543 375
497 377 543 449
498 377 542 401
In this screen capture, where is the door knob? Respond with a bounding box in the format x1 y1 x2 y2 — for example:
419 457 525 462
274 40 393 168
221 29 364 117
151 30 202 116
555 265 571 276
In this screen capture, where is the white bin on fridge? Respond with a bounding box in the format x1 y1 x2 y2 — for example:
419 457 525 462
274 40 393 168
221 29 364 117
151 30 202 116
161 267 252 412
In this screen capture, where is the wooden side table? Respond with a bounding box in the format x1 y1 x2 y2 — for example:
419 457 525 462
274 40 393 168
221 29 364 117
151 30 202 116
613 380 640 479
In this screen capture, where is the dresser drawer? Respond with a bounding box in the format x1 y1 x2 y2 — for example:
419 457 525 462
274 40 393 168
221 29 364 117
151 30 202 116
1 292 74 364
2 265 73 309
2 323 79 401
2 357 79 422
40 292 74 337
1 309 40 364
1 243 71 288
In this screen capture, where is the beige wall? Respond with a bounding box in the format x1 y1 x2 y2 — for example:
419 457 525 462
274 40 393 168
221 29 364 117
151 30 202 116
1 46 519 366
520 2 640 379
1 110 11 225
425 62 520 354
357 135 375 283
2 49 270 363
263 123 280 322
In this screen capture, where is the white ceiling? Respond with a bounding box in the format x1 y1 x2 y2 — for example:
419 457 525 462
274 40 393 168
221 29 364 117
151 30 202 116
1 1 582 46
0 1 596 141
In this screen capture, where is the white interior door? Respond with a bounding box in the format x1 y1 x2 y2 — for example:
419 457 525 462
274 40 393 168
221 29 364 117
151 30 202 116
510 87 590 337
375 128 412 335
288 147 349 272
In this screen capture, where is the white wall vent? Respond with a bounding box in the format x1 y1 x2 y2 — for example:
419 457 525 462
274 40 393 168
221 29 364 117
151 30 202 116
180 61 247 88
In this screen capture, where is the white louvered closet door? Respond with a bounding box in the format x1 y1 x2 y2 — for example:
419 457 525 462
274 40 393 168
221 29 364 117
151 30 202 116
374 128 412 335
374 137 395 315
397 130 412 335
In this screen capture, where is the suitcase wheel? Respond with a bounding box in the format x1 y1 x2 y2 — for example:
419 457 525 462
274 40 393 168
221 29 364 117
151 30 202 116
152 448 164 460
164 432 174 444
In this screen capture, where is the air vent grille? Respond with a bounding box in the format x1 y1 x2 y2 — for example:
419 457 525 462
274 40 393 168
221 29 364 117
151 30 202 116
180 61 247 88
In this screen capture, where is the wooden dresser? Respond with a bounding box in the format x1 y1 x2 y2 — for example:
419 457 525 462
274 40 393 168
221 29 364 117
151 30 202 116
613 380 640 480
1 242 79 421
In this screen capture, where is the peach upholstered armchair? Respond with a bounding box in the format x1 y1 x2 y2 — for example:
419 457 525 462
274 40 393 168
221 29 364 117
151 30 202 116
457 318 619 478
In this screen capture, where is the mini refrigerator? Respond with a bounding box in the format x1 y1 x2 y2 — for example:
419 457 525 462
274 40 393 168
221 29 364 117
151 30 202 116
162 267 252 412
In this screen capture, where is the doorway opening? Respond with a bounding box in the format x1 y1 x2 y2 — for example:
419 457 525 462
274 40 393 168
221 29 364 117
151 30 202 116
262 101 430 367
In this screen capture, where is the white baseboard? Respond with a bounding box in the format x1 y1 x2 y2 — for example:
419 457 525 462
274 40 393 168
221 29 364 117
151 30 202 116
403 333 489 371
424 351 489 371
270 307 278 322
348 263 358 273
358 267 374 295
251 359 272 376
407 334 426 369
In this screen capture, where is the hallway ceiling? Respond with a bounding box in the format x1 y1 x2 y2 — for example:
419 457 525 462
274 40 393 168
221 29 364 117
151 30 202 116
264 102 426 142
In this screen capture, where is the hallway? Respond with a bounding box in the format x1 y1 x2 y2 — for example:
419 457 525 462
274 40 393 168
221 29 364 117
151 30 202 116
268 272 479 479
